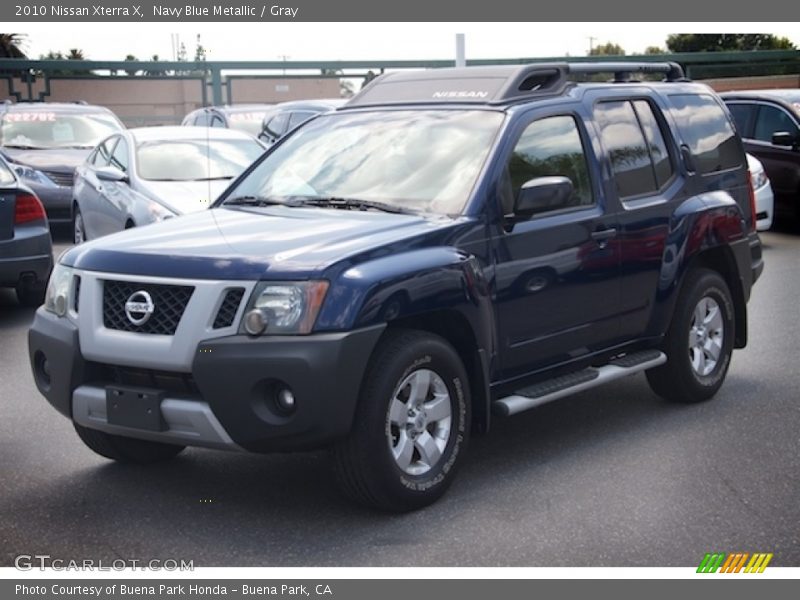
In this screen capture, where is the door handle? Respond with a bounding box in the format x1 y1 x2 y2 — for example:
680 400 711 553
591 228 617 241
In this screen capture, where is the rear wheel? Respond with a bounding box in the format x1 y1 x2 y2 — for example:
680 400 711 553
73 423 185 464
333 329 470 511
647 268 735 403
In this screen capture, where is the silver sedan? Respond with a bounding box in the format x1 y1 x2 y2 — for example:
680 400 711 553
72 126 264 242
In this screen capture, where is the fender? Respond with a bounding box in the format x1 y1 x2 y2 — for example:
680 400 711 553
315 246 494 357
647 190 748 340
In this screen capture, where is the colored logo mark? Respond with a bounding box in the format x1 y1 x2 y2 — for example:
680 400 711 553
697 552 773 573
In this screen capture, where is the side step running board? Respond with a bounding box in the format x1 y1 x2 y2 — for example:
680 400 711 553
494 350 666 417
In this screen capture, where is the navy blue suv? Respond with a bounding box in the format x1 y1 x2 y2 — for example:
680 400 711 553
28 63 763 511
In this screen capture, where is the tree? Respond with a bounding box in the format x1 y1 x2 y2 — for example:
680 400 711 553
666 34 795 53
144 55 168 77
0 33 27 58
321 68 354 97
0 33 28 76
589 42 625 56
123 54 139 76
38 49 92 76
644 46 666 55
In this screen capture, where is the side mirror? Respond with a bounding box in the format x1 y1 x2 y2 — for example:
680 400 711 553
95 166 128 183
515 176 574 216
771 131 798 148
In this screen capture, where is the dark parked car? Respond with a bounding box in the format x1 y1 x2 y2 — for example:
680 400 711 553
258 99 345 145
72 127 265 242
181 104 274 138
29 63 762 511
0 154 53 306
0 101 124 225
721 90 800 223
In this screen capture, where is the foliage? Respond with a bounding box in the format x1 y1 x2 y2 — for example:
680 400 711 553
666 34 796 53
589 42 625 56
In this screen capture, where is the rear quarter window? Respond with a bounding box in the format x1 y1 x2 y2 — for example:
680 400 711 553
668 93 743 174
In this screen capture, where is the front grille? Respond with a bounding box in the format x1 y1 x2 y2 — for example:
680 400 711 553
73 275 81 313
88 362 199 396
103 280 194 335
213 287 245 329
42 170 73 187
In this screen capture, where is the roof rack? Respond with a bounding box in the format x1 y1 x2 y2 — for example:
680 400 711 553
345 62 687 108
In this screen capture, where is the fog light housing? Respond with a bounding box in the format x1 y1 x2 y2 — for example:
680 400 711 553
275 386 296 414
244 309 268 336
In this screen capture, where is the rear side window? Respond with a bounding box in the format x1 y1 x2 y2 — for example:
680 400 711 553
594 99 674 199
669 94 742 174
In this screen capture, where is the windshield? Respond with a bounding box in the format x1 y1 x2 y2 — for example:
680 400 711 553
136 138 263 181
0 111 122 149
222 109 504 215
227 111 269 137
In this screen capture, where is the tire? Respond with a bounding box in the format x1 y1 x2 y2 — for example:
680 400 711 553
647 268 735 403
333 329 471 512
73 204 86 244
73 423 185 464
15 282 46 307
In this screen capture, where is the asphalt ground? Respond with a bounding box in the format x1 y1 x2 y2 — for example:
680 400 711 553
1 225 798 567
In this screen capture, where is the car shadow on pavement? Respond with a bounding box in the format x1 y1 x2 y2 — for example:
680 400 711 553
2 374 711 567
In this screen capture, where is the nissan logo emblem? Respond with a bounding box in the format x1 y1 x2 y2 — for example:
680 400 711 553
124 290 155 326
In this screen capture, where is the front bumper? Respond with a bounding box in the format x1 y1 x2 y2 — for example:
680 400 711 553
29 309 385 452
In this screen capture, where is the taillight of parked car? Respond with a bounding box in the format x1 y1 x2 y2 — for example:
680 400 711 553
746 170 757 233
14 193 47 225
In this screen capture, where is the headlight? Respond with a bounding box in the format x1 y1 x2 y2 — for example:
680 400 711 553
44 264 74 317
240 280 329 335
751 169 768 191
13 165 55 187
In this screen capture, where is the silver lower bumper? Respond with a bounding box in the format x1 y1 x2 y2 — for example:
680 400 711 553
72 385 242 451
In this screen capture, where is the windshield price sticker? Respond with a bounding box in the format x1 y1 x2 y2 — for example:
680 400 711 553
4 112 57 123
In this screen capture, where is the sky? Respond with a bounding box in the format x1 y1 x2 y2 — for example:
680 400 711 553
14 22 800 65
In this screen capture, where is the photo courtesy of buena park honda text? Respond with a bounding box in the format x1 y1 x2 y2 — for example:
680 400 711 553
0 1 798 597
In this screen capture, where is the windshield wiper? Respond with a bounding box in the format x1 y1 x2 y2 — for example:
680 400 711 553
2 143 46 150
223 195 304 207
299 197 416 215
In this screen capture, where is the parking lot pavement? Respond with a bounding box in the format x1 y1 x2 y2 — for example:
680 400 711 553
1 227 799 567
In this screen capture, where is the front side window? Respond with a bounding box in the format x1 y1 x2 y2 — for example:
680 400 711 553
668 93 742 174
223 110 504 215
754 105 800 143
505 115 594 214
91 138 115 167
726 102 756 138
0 110 122 149
109 138 129 173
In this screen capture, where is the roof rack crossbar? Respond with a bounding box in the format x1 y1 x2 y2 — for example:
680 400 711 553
567 61 686 82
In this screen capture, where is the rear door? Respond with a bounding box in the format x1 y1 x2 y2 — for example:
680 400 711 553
493 107 621 380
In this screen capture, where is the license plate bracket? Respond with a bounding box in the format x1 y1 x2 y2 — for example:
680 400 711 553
106 385 167 432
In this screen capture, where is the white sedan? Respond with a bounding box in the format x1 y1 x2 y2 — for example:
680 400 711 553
747 153 774 232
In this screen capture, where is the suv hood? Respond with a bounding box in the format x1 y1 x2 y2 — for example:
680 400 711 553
1 147 91 172
62 205 459 280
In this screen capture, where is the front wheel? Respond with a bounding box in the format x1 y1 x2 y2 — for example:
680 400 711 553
333 329 470 511
73 204 86 244
647 268 735 403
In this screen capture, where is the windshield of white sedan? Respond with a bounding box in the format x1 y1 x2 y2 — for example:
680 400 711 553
0 112 122 149
223 110 503 215
137 139 263 181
